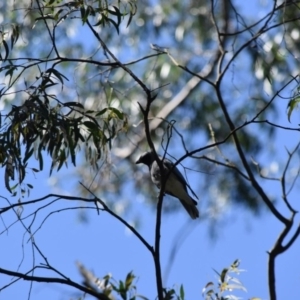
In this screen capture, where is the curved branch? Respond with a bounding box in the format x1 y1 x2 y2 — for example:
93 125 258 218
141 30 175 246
214 85 289 225
267 213 300 300
0 267 111 300
0 193 153 255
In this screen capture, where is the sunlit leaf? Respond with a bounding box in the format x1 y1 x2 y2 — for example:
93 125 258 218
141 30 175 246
127 1 137 27
108 6 122 26
83 120 99 130
108 107 124 120
1 39 9 61
11 24 20 48
125 271 135 289
96 108 108 116
287 97 300 122
220 268 228 283
202 281 214 294
179 284 185 300
112 19 121 34
23 148 34 164
46 68 69 84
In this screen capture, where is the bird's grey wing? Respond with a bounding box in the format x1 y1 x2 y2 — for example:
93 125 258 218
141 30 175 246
163 158 199 200
150 159 184 192
162 158 188 188
163 158 199 204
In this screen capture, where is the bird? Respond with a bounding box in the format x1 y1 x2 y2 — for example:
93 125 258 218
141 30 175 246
136 151 199 219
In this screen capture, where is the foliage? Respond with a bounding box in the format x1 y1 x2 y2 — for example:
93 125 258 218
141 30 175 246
1 0 300 300
1 0 299 216
287 84 300 122
78 261 187 300
202 260 254 300
0 0 130 194
78 263 148 300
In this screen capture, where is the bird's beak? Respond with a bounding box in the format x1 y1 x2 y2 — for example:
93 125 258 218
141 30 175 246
135 157 141 164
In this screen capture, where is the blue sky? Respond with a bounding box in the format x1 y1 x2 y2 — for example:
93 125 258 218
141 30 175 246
1 1 300 299
1 156 300 299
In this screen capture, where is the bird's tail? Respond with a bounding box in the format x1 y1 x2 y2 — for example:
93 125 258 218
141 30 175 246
179 198 199 219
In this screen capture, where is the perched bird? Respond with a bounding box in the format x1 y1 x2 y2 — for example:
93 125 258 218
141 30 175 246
136 151 199 219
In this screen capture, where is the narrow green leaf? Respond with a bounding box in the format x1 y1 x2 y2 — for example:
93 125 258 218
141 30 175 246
64 102 84 109
180 284 185 300
38 149 44 171
127 2 137 28
57 149 66 172
42 82 58 90
68 133 76 166
220 268 228 283
231 259 240 269
108 6 122 25
54 8 64 20
19 165 26 184
125 271 135 289
5 167 12 193
11 24 20 48
47 0 57 5
93 18 104 27
46 68 69 84
47 139 55 156
287 97 300 122
127 12 134 28
2 39 9 61
80 6 86 24
96 108 108 116
49 160 55 176
83 120 99 130
85 110 96 114
23 147 34 164
108 107 124 119
0 87 5 97
107 18 119 34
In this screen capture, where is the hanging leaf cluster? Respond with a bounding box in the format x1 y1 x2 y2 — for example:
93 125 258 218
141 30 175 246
0 0 135 194
0 86 127 193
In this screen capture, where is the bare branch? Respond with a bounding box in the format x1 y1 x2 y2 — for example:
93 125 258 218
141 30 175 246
0 267 111 300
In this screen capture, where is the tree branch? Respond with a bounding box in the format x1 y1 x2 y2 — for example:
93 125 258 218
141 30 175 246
0 267 111 300
138 92 165 300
